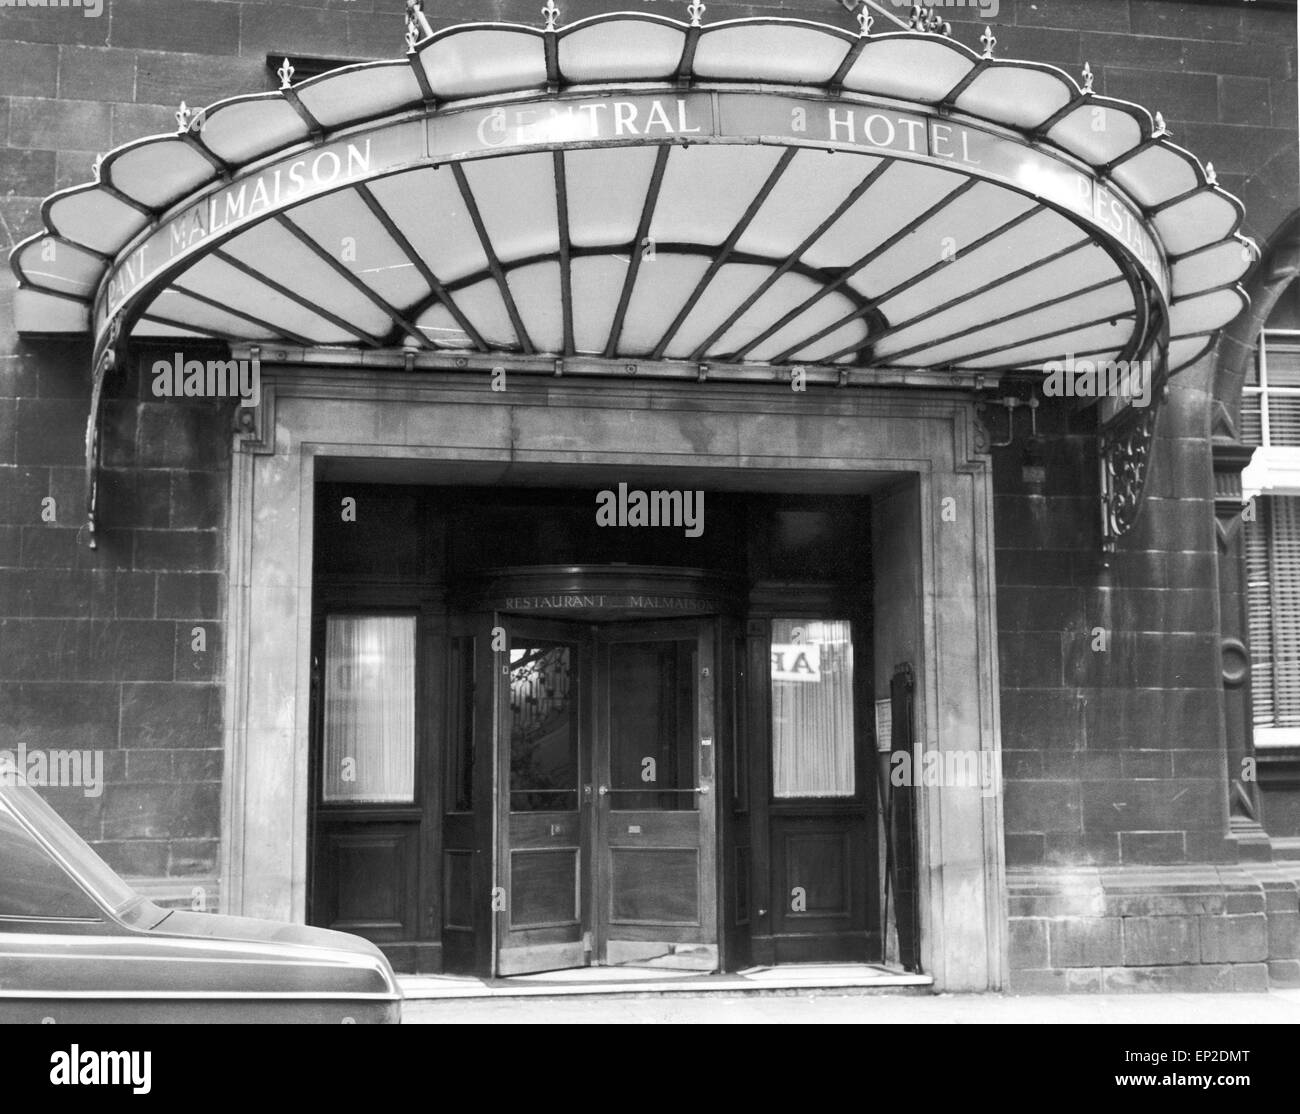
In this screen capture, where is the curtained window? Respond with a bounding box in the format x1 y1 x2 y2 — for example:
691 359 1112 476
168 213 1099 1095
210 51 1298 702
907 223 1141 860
770 618 855 798
322 614 416 803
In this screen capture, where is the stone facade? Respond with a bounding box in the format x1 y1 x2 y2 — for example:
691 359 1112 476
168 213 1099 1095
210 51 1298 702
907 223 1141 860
1 0 1298 986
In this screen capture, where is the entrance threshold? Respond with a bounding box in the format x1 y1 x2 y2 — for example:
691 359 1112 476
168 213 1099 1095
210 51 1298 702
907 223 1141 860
398 964 933 1001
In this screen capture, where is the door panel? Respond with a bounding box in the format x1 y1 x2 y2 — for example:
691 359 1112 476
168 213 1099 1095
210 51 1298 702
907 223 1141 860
495 620 590 975
595 621 718 970
768 814 870 963
314 827 419 939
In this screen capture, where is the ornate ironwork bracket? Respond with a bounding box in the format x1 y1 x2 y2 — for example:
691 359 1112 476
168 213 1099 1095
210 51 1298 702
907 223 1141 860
1098 400 1161 556
908 4 952 36
83 312 125 550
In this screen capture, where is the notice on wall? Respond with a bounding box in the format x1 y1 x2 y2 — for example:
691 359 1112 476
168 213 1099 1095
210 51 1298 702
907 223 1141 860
875 699 893 753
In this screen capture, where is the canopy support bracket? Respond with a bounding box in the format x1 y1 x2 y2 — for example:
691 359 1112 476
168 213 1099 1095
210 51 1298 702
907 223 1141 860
1099 398 1161 559
83 311 125 550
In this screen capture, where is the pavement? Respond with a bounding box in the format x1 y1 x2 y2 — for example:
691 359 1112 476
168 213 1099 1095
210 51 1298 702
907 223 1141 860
403 986 1300 1023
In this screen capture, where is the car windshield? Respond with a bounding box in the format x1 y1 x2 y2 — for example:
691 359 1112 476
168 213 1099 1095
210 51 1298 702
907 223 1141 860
0 776 138 915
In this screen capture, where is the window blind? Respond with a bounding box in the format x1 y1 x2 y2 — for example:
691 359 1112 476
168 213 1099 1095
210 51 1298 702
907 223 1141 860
322 614 417 803
770 618 856 798
1248 496 1300 729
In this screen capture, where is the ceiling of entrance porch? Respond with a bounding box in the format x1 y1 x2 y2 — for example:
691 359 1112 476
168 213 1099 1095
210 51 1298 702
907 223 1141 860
9 12 1255 377
129 145 1140 372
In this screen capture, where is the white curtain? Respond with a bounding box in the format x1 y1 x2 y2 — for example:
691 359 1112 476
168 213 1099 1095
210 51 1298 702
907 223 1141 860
322 614 416 803
771 619 855 798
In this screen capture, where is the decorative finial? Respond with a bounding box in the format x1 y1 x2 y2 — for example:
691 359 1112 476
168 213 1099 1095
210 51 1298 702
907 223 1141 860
1153 111 1169 137
277 58 294 90
857 4 873 36
405 0 431 51
980 26 997 58
175 101 192 133
542 0 559 31
1205 161 1217 186
1081 62 1094 94
91 154 103 179
1238 234 1260 263
687 0 706 27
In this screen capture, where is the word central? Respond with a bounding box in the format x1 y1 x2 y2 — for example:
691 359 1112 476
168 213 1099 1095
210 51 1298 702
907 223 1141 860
474 98 703 148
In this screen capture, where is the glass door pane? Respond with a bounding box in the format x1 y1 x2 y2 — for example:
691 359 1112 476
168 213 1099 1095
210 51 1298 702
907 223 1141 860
509 641 577 812
607 639 697 810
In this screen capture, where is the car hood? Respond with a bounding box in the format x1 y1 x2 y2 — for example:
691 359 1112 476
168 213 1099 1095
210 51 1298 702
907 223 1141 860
138 908 403 999
153 909 388 957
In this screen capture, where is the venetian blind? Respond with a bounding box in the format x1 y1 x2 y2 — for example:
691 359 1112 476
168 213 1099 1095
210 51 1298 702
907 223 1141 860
1267 345 1300 446
1248 496 1300 729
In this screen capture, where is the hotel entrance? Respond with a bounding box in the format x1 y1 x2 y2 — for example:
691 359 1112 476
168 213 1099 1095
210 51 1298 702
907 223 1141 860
309 486 887 978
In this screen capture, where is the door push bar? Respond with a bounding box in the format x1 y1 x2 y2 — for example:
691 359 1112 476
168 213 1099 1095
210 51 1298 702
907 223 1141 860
597 785 710 794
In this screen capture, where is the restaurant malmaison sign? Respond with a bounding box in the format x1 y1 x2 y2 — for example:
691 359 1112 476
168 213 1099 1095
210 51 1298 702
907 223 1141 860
96 90 1169 338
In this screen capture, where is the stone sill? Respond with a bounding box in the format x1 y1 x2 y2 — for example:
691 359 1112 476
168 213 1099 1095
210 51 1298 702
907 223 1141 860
1007 863 1300 918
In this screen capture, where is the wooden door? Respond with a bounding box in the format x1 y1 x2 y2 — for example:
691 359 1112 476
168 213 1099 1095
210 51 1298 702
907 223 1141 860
494 619 592 976
593 620 719 970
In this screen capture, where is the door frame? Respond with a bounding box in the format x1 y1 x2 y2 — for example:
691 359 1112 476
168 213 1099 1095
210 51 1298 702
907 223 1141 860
226 369 1007 991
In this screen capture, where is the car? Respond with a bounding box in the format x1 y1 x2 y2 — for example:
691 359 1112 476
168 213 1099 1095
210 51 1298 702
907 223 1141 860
0 769 402 1023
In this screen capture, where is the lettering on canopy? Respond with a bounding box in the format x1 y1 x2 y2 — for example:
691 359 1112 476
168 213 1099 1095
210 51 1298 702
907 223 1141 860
498 594 717 613
94 90 1169 342
717 94 1165 298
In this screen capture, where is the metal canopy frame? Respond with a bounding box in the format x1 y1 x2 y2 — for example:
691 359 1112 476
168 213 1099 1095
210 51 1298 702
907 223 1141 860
6 4 1256 551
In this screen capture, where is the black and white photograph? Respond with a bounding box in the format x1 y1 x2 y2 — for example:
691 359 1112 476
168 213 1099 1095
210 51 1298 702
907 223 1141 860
0 0 1297 1085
